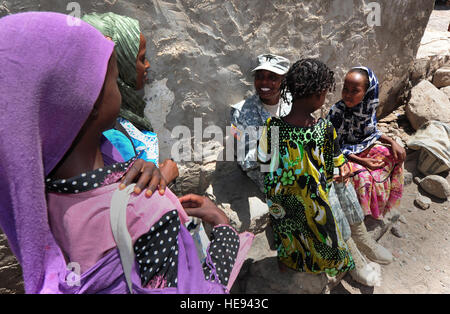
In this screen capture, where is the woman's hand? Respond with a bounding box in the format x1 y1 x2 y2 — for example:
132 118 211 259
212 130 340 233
390 141 406 165
119 159 167 197
159 158 179 184
178 194 229 226
360 157 385 170
380 134 406 165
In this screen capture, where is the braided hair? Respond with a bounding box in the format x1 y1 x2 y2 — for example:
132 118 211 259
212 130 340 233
281 58 336 104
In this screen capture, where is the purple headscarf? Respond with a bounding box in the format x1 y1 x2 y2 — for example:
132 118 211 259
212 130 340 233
0 12 114 293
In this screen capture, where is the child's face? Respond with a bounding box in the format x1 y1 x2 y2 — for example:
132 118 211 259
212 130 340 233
254 70 284 105
135 33 150 90
97 53 122 130
341 72 367 108
313 90 328 111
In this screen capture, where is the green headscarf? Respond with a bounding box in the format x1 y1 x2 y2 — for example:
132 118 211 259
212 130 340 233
82 12 152 131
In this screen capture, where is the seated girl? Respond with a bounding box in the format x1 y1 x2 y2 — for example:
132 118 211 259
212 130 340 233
0 12 252 294
327 67 405 220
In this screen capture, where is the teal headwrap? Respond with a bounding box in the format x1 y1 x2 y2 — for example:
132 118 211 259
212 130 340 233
82 12 152 131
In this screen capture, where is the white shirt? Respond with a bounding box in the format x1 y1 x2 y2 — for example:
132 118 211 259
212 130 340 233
263 101 281 118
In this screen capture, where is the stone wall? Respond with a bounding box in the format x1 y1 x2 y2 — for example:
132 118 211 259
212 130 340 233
0 0 436 293
0 0 435 161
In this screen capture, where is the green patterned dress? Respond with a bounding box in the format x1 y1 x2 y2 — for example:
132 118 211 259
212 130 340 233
258 117 354 276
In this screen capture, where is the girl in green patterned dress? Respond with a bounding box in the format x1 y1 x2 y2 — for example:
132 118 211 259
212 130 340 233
258 59 354 276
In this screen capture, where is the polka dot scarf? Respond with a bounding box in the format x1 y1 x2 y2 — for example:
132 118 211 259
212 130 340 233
45 160 134 193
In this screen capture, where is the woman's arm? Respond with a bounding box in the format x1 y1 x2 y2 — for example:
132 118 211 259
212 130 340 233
347 153 385 170
159 158 179 184
120 158 167 196
346 134 406 170
178 194 229 226
378 134 406 164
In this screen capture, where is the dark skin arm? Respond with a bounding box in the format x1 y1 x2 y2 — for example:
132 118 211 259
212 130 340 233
159 158 179 184
347 153 384 170
119 158 179 197
347 134 406 170
334 162 351 183
379 134 406 164
120 159 166 197
178 194 229 226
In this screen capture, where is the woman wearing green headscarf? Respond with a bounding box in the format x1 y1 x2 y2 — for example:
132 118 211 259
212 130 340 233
82 12 150 130
83 12 179 188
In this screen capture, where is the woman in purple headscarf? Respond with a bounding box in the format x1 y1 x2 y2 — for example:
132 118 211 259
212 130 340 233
0 12 252 294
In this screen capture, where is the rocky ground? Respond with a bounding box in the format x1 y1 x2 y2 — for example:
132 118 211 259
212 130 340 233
332 150 450 294
207 134 450 294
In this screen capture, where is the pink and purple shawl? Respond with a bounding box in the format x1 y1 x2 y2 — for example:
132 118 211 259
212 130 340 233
0 12 114 293
0 12 253 294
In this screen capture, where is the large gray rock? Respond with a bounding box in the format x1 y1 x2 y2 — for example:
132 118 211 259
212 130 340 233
406 80 450 130
419 175 450 200
441 86 450 100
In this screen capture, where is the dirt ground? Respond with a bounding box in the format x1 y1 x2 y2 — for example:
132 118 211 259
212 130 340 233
331 153 450 294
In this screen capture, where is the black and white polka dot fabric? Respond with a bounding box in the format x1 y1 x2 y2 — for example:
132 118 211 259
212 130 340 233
45 160 241 289
45 160 133 193
134 210 180 288
203 225 239 286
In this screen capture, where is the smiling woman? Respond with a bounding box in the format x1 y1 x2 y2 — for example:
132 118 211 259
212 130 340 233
230 53 292 192
254 70 284 106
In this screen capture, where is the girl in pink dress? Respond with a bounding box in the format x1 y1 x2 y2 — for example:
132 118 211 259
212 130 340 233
327 67 405 219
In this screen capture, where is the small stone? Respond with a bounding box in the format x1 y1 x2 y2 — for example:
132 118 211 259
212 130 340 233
432 67 450 88
379 113 398 123
404 172 413 186
398 215 407 224
414 194 431 210
391 225 403 238
424 265 431 272
425 223 433 231
414 176 422 185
